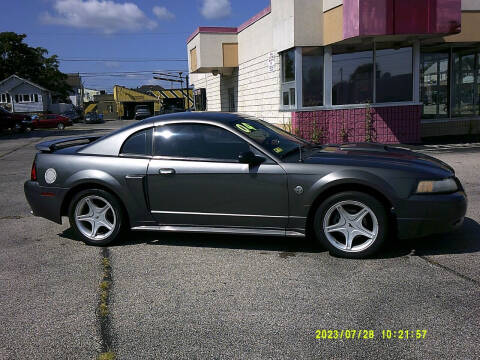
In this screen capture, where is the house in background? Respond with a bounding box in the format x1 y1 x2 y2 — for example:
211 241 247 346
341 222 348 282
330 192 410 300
0 75 52 114
66 73 84 107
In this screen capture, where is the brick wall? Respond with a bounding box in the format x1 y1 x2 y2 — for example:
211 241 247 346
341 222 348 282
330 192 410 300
292 105 422 144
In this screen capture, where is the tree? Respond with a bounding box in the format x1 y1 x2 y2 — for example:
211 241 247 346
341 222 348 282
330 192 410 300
0 32 71 101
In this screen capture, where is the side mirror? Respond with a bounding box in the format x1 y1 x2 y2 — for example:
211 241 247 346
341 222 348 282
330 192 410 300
238 151 265 165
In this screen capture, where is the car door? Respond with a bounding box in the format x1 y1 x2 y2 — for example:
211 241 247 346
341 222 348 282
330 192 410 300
49 115 59 127
147 122 288 230
36 115 51 128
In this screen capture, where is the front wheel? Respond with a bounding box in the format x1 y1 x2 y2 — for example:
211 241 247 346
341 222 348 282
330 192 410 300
68 189 124 246
313 191 388 258
57 122 65 130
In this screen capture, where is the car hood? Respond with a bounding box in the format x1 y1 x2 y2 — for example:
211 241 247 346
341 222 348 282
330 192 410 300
304 143 454 175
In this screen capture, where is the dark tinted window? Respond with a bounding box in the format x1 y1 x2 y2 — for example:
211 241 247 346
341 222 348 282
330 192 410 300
282 49 295 83
121 128 153 156
332 49 373 105
154 124 250 161
302 47 323 107
376 47 413 103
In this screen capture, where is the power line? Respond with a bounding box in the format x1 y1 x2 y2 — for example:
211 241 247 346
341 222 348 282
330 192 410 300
77 69 186 74
60 58 187 62
33 31 189 37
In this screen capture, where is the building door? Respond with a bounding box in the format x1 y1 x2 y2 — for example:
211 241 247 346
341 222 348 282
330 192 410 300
452 48 479 117
228 87 236 112
421 52 449 118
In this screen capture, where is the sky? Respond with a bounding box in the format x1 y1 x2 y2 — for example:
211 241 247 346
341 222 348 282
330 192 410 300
1 0 270 92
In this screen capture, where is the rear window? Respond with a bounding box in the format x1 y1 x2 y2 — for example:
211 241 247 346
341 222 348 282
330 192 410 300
121 128 153 156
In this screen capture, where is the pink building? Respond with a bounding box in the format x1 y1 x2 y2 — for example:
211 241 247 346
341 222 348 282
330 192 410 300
187 0 480 143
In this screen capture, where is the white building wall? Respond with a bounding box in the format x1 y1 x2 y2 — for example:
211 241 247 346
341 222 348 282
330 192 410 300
190 72 222 111
236 52 291 125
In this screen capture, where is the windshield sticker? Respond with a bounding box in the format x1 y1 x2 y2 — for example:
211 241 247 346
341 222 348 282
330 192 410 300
235 122 257 133
273 147 283 153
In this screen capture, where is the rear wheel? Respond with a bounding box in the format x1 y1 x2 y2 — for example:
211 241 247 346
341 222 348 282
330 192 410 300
57 122 65 130
313 191 388 258
68 189 124 246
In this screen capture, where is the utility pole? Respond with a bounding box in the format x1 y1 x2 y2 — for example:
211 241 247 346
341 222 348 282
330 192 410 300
186 75 190 110
153 71 189 110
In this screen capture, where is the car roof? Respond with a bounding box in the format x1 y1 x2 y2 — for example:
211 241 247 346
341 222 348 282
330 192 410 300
145 112 252 126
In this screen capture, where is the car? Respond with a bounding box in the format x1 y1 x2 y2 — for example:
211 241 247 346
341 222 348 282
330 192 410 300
134 105 151 120
161 103 186 114
84 112 104 124
24 112 467 258
0 107 31 132
62 109 82 123
30 114 73 130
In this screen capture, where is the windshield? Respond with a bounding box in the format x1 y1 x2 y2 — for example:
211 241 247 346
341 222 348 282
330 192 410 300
228 116 308 157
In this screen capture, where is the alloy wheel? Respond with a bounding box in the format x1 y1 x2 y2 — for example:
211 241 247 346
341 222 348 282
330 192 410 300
74 195 116 241
322 200 379 253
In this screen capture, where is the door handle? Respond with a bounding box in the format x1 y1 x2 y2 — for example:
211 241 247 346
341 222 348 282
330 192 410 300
158 168 175 175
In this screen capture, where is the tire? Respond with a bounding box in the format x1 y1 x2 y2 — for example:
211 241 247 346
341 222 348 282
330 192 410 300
57 122 65 130
313 191 388 258
68 189 124 246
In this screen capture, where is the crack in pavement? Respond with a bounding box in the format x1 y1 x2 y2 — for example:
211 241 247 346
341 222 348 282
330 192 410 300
98 247 115 359
415 253 479 286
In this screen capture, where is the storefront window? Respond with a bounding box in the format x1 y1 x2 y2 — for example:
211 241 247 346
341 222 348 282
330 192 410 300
282 49 295 83
302 47 323 107
421 52 449 118
452 48 479 117
332 49 373 105
376 47 413 103
281 48 296 108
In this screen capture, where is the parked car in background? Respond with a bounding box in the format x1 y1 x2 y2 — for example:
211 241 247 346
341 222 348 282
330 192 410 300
84 112 104 124
161 98 186 114
134 105 151 120
0 107 30 132
161 103 186 114
62 109 82 123
30 114 72 130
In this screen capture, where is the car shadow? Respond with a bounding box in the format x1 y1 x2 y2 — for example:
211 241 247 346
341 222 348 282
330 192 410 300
58 217 480 259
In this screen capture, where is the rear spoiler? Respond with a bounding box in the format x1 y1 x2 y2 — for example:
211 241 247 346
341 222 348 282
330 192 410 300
36 135 101 152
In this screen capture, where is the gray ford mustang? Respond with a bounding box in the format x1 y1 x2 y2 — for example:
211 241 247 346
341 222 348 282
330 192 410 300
24 112 467 258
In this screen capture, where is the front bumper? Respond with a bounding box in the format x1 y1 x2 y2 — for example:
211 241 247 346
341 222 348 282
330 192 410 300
396 191 467 239
24 181 68 224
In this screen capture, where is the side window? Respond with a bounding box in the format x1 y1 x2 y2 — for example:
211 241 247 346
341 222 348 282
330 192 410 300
153 123 251 161
121 128 153 156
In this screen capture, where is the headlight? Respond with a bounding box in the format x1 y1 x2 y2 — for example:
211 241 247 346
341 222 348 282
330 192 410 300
416 178 458 194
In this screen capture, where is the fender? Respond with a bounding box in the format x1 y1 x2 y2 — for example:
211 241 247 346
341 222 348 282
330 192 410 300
306 169 399 208
64 169 123 194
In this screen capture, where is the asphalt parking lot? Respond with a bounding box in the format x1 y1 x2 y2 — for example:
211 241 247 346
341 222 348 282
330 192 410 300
0 123 479 359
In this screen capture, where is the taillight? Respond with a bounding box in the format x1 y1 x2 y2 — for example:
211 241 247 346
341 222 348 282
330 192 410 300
31 160 37 181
